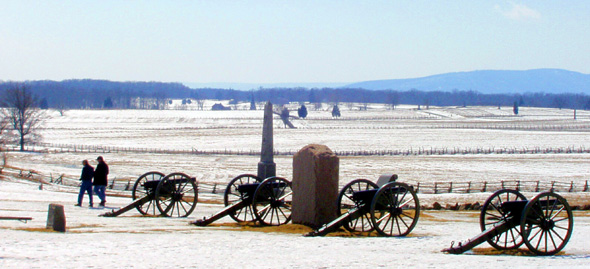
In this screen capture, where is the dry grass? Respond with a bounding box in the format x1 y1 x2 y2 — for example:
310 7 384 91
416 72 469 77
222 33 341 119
10 227 62 233
418 211 479 223
471 247 566 256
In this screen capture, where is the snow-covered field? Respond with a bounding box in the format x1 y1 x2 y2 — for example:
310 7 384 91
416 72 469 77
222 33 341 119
1 177 589 268
7 104 590 188
1 104 590 267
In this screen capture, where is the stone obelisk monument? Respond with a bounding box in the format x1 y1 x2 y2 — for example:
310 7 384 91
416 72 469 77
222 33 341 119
258 101 276 179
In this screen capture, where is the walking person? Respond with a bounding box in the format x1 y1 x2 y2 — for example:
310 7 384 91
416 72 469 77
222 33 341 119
93 156 109 207
76 160 94 207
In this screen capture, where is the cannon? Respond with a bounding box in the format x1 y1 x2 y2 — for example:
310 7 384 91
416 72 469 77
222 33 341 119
102 171 198 218
443 189 574 256
307 174 420 237
193 174 293 226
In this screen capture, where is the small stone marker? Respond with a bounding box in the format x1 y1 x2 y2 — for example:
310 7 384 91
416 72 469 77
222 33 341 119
47 204 66 232
292 144 339 227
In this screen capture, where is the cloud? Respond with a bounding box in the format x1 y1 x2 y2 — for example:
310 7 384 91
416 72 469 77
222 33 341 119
495 2 541 20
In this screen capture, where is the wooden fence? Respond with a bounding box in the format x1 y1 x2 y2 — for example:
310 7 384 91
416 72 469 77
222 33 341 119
409 180 589 194
2 167 587 196
17 143 590 157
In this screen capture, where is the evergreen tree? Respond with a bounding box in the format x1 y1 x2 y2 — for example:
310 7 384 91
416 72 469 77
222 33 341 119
103 97 113 108
39 98 49 109
332 104 341 117
297 104 308 118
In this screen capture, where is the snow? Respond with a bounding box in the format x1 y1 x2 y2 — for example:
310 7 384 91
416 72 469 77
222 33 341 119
1 178 589 268
1 104 590 267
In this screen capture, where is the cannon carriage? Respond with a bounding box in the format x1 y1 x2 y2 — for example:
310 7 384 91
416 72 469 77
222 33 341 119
307 174 420 237
102 171 198 218
193 174 293 226
443 189 574 256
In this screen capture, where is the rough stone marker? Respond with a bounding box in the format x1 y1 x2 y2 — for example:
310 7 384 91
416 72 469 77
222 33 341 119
47 204 66 232
292 144 339 227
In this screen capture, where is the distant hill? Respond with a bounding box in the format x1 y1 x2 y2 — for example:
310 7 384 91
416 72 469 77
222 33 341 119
344 69 590 94
183 82 348 91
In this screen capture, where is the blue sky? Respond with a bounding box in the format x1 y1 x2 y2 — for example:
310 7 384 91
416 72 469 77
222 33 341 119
1 1 588 84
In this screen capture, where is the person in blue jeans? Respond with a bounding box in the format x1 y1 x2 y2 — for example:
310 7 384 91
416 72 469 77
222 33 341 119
93 156 109 207
76 160 94 207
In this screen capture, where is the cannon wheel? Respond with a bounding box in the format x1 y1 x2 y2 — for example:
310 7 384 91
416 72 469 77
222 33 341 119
252 177 292 226
520 192 573 256
224 174 262 222
155 172 198 217
370 182 420 236
337 179 379 233
132 171 165 215
480 189 527 250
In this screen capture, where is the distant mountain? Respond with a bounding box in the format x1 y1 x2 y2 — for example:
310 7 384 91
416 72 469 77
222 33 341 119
344 69 590 94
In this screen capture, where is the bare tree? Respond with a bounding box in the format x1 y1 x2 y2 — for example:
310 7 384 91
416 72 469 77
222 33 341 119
0 115 7 167
1 84 45 151
0 115 7 142
55 102 68 116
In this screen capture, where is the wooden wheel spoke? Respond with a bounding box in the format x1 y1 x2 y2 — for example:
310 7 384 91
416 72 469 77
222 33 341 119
277 206 289 220
485 211 503 220
375 211 391 224
379 212 392 230
548 206 565 220
489 202 502 215
527 225 542 242
552 224 570 231
397 213 411 230
547 229 559 251
400 211 415 220
535 230 547 251
395 214 408 235
398 196 414 209
257 203 271 218
178 200 189 214
351 215 362 230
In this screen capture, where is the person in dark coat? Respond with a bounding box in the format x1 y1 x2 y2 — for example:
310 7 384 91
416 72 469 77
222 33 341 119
93 156 109 207
76 160 94 207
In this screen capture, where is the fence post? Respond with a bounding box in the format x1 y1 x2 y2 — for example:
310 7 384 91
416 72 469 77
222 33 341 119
584 181 588 192
482 182 487 192
212 183 217 194
125 181 131 191
434 182 438 194
415 182 420 193
448 182 453 193
569 181 574 192
467 182 471 193
501 181 505 189
550 181 555 192
516 180 520 191
535 181 540 192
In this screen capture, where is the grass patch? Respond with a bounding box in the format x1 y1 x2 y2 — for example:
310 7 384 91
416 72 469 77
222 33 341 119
471 247 566 256
11 227 62 233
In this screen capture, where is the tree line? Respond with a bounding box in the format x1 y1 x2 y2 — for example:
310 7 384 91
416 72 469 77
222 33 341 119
1 79 589 110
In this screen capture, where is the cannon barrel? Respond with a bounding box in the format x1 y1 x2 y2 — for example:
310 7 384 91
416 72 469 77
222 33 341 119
192 199 248 226
305 207 364 236
442 221 512 254
101 195 152 217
